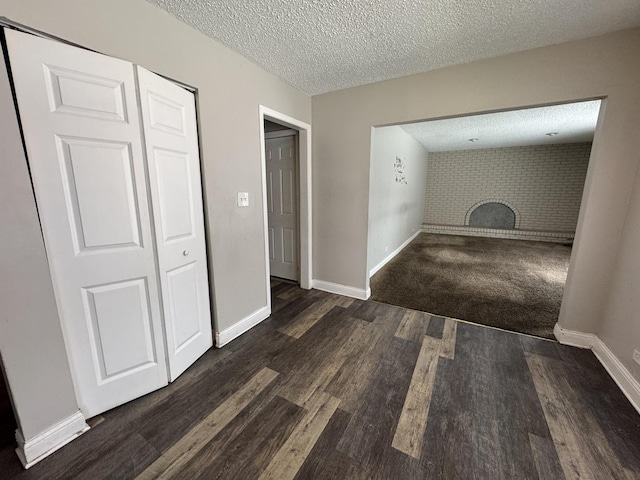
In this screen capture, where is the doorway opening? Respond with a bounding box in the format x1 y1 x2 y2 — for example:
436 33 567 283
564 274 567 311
259 106 312 312
264 120 300 284
366 100 602 339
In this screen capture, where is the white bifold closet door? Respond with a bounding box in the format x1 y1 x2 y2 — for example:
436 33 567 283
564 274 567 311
136 66 212 381
5 29 212 417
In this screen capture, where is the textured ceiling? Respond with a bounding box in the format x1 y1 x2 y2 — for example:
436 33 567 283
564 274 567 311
145 0 640 95
399 100 601 152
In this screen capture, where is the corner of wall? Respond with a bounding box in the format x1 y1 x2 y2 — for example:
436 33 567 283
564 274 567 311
215 305 271 347
312 280 371 300
554 323 640 415
15 411 89 469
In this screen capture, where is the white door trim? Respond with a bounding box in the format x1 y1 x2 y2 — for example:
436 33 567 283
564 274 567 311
259 106 312 309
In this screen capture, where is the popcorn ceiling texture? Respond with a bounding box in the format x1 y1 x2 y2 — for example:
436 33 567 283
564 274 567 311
144 0 640 95
423 143 592 239
400 101 600 152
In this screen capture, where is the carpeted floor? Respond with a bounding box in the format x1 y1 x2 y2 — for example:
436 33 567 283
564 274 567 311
370 233 572 339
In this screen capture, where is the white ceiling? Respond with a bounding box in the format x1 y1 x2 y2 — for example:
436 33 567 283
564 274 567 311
398 100 601 152
145 0 640 95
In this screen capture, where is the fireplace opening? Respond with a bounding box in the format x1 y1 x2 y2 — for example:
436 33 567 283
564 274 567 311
467 200 517 229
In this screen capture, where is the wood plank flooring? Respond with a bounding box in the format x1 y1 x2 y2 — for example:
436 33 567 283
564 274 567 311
1 280 639 479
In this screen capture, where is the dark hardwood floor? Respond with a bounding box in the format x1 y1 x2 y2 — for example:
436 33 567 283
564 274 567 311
2 281 639 479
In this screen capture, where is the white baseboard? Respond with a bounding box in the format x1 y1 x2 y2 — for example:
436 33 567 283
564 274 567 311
554 323 640 415
592 337 640 415
312 280 370 300
215 305 271 348
553 323 595 349
369 230 421 278
15 410 89 469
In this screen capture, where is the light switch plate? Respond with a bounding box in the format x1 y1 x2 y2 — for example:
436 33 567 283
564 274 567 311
237 192 249 207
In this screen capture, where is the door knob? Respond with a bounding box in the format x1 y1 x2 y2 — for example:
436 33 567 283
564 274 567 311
183 250 189 256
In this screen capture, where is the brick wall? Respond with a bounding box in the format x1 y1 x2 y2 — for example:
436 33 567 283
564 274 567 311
423 143 592 239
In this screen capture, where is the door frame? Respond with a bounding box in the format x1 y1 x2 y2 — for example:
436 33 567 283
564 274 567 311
259 106 312 308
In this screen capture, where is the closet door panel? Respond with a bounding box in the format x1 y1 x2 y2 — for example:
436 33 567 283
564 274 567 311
153 148 195 241
83 279 157 379
5 29 168 417
137 66 213 381
166 263 201 350
57 137 142 250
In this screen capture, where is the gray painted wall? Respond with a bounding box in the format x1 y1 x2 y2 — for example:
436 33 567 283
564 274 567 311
312 28 640 380
0 54 80 440
599 154 640 381
2 0 311 333
1 0 310 445
368 126 428 273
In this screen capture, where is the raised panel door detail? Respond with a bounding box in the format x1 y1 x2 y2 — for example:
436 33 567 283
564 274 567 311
148 92 186 136
166 263 201 353
281 170 295 215
269 227 275 260
267 171 274 214
58 136 142 253
283 228 296 264
265 135 298 281
154 148 195 242
44 65 127 122
83 278 157 382
281 145 292 160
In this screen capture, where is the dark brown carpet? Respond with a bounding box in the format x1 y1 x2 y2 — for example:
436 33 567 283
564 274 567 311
370 233 572 339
